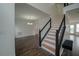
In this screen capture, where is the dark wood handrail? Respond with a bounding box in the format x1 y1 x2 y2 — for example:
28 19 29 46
58 15 65 34
39 17 51 46
40 19 51 32
55 15 66 56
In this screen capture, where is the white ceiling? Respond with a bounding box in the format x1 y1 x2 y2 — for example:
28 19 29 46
15 3 49 23
28 3 54 15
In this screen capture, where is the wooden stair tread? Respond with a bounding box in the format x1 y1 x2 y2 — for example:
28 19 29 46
42 43 55 53
44 40 55 45
46 36 55 39
51 27 58 30
48 33 56 36
49 30 56 33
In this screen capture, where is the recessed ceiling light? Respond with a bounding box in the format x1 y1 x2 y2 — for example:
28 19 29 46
27 22 33 25
25 16 37 20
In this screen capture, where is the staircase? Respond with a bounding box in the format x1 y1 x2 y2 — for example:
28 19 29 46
39 15 66 56
41 24 59 55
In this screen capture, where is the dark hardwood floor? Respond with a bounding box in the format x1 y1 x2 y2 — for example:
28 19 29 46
15 36 35 56
19 48 52 56
15 35 52 56
15 34 79 56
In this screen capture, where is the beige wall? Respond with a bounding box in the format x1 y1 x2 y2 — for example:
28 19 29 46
15 19 35 38
51 4 64 26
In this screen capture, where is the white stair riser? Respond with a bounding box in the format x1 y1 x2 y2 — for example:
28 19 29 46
48 33 56 36
52 28 58 29
47 35 55 39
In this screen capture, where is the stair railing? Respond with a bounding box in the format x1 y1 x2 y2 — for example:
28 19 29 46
55 15 66 56
39 18 51 46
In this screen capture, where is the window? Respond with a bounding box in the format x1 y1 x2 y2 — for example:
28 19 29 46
70 25 74 33
70 35 74 41
76 24 79 32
